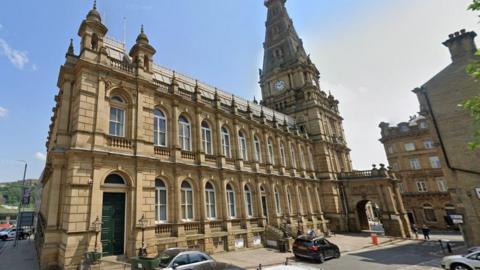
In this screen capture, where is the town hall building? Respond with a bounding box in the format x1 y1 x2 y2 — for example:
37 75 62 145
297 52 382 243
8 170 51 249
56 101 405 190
36 1 410 269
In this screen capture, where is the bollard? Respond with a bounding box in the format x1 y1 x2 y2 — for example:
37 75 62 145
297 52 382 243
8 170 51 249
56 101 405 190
285 258 289 265
439 240 445 254
371 233 379 245
446 242 452 253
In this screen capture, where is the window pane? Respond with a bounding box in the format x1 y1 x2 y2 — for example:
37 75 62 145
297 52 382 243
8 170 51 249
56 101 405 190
187 191 193 204
160 205 167 221
160 190 167 204
188 205 193 219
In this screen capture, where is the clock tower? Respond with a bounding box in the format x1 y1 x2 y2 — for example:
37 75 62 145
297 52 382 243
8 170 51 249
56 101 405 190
260 0 353 176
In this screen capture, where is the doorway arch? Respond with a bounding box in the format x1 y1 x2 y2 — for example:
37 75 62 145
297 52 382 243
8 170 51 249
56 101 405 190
356 200 382 232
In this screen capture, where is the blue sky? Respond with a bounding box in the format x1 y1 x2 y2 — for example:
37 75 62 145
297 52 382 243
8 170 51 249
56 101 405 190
0 0 478 182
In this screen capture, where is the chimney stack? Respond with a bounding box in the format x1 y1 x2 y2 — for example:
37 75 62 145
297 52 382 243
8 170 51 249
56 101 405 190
442 29 477 62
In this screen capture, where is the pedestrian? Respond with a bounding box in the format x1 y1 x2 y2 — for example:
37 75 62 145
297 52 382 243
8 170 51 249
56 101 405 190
421 224 430 240
411 223 418 239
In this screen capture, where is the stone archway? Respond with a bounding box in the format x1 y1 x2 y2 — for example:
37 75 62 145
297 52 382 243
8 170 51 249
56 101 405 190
338 166 411 238
356 200 383 232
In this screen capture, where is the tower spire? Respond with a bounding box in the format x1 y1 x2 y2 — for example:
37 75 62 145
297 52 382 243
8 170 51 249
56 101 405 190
93 0 97 10
261 0 309 75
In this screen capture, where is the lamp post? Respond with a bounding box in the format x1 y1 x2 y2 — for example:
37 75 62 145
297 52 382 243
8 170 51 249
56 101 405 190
14 160 27 248
138 214 148 257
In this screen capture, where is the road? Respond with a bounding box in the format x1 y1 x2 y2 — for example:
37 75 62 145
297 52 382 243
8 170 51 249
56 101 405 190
290 239 464 270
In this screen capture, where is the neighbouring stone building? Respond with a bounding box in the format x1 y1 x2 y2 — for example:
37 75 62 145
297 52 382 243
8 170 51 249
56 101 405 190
412 30 480 247
36 1 410 269
379 116 455 230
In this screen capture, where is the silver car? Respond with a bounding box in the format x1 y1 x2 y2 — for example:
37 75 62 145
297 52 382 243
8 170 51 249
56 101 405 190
441 250 480 270
156 248 243 270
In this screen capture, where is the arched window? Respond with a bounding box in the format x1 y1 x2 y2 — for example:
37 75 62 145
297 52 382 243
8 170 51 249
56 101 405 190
423 203 436 222
287 190 293 215
244 185 253 217
267 138 275 165
253 136 261 162
274 187 281 215
181 181 193 220
289 143 297 168
238 131 248 161
155 179 167 223
179 116 191 151
205 182 216 219
221 126 231 158
105 174 125 185
109 96 126 137
279 143 286 166
226 184 236 218
201 121 213 155
299 147 306 169
154 109 167 147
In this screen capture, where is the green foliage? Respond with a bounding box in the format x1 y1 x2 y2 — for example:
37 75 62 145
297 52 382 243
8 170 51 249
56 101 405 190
0 182 38 208
468 0 480 11
462 1 480 150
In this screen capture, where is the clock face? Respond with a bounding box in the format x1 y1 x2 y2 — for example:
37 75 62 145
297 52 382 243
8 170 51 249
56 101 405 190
274 80 286 90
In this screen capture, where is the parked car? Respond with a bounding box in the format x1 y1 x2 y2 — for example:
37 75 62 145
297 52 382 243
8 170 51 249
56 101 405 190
186 261 245 270
156 248 244 270
292 236 340 263
467 246 480 254
441 250 480 270
0 228 30 241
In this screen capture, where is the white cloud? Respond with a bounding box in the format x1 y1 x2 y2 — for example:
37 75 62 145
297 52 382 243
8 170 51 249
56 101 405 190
0 38 29 69
34 152 46 161
302 0 479 169
0 106 7 118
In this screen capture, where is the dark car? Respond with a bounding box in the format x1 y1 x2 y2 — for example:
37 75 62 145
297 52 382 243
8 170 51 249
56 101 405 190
292 236 340 263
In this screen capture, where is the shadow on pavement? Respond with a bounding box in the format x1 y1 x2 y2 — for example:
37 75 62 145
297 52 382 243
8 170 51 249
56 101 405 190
348 240 464 266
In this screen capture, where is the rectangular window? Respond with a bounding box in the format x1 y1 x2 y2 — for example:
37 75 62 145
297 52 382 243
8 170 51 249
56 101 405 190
429 156 441 168
205 190 216 219
201 128 212 155
409 158 421 170
387 145 395 154
181 189 193 220
392 162 400 171
227 190 236 218
109 107 125 137
398 182 405 193
404 142 415 151
416 180 428 192
274 191 281 215
423 140 434 149
155 188 167 223
436 177 447 192
245 191 253 217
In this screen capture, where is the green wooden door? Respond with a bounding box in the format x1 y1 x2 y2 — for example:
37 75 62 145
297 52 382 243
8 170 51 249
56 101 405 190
101 193 125 256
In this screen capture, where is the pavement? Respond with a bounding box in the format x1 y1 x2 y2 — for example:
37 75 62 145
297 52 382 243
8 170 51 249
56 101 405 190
212 232 465 270
0 232 464 270
0 238 39 270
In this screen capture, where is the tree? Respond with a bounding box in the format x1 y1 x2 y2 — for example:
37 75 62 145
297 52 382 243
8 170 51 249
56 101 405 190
462 0 480 149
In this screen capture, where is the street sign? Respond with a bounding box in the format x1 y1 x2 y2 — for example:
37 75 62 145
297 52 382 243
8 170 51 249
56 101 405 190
22 187 32 205
19 211 35 227
449 214 463 224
